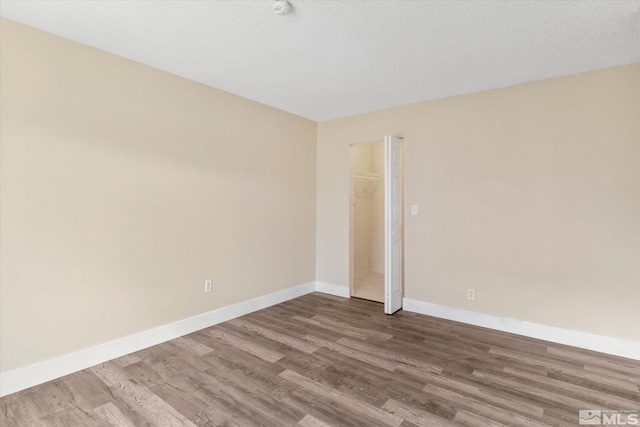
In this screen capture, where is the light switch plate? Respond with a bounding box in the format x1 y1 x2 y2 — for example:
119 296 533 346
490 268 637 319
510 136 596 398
411 205 419 215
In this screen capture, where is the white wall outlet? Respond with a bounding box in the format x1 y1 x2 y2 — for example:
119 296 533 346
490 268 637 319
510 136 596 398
467 288 475 301
411 204 419 215
204 280 212 293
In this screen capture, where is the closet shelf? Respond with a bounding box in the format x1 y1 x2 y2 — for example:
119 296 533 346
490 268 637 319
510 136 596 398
354 171 381 181
353 171 381 199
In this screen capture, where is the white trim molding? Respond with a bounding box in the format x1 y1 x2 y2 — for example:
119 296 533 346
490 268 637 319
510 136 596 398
13 286 635 397
315 281 351 298
403 298 640 361
0 282 316 397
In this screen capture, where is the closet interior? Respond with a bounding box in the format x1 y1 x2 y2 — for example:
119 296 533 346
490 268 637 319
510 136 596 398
351 142 385 302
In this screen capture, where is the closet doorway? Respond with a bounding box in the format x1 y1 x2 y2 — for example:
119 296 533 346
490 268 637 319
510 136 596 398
350 136 404 314
351 141 385 302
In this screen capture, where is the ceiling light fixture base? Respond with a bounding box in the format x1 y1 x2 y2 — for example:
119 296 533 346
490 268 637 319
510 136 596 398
272 0 292 15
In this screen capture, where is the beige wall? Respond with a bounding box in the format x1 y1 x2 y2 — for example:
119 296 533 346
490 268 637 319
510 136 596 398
1 16 638 377
0 18 317 373
317 64 640 342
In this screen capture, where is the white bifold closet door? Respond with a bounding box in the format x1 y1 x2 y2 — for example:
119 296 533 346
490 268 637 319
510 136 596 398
384 135 403 315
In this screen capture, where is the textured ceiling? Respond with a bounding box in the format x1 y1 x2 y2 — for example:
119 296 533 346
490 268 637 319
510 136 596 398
1 0 639 121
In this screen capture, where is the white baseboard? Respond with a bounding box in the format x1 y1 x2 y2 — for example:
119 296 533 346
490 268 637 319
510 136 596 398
354 269 384 279
315 281 350 298
354 269 369 279
8 286 634 397
0 282 316 397
403 298 640 361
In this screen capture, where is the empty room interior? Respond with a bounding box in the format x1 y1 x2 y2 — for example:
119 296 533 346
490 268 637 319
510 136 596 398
1 1 639 426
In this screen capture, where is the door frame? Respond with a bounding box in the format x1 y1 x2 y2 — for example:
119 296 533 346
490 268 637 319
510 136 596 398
348 136 404 313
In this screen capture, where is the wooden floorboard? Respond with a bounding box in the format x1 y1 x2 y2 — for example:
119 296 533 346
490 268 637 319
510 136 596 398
1 292 638 426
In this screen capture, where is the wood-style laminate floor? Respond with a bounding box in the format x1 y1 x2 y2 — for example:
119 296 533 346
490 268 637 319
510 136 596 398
2 292 639 426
